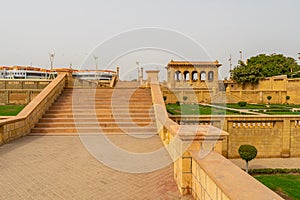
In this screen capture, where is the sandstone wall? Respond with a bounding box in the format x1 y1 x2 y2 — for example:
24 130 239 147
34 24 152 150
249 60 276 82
172 115 300 158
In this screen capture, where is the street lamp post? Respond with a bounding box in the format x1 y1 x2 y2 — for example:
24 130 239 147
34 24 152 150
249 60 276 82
239 50 243 62
49 53 55 79
136 62 140 82
93 56 99 79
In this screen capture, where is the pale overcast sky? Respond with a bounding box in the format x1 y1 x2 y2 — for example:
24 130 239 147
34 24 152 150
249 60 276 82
1 0 299 79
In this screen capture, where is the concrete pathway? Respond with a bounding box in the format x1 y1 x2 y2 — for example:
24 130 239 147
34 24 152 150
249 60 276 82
200 103 265 115
0 136 192 200
230 158 300 169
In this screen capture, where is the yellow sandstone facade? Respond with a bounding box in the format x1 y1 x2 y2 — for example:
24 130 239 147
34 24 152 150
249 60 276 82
163 60 300 159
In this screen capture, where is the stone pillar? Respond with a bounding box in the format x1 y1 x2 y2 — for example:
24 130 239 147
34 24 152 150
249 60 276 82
170 125 228 195
146 70 160 84
140 67 144 85
281 119 291 157
189 71 193 85
116 67 120 80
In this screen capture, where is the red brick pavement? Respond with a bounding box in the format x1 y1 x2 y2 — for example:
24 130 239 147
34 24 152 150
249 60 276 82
0 136 192 200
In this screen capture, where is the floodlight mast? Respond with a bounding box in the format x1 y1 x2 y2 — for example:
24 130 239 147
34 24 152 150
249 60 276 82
229 54 233 78
136 61 140 81
239 50 243 62
93 56 99 79
48 53 55 79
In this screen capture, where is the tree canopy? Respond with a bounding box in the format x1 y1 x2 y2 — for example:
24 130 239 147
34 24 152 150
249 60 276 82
232 54 300 84
238 144 258 173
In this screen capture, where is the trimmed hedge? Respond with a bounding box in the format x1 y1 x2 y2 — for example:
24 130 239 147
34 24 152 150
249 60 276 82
249 168 300 175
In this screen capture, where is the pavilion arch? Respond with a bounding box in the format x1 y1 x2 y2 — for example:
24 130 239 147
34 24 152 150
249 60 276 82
200 71 206 81
192 71 198 81
175 71 182 81
208 71 214 81
183 71 190 81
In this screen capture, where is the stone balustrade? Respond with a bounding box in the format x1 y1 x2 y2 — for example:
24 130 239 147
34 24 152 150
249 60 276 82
190 151 283 200
171 115 300 158
0 79 51 90
0 74 67 145
147 70 283 199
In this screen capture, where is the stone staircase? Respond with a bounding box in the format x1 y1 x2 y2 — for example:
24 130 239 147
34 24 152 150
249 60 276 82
29 87 157 136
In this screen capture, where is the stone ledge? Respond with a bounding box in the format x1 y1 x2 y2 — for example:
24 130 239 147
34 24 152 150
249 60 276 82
190 151 283 200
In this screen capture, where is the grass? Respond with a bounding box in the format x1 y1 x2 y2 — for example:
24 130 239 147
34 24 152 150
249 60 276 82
261 111 300 115
166 103 300 116
0 105 25 116
166 104 245 115
254 174 300 200
224 103 288 110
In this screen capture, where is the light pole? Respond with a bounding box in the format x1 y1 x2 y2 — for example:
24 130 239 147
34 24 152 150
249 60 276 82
93 56 98 71
93 56 98 79
49 53 55 79
136 61 140 82
239 50 243 62
229 54 232 78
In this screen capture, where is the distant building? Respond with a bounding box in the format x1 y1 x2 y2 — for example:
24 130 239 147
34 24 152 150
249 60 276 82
166 60 221 93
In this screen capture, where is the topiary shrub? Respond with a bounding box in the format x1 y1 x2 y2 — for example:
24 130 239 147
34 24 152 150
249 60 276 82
286 96 290 104
238 101 247 107
183 96 188 102
267 96 272 104
163 96 167 102
238 144 257 173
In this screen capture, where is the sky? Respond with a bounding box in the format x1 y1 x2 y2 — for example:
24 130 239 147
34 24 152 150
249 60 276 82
1 0 300 80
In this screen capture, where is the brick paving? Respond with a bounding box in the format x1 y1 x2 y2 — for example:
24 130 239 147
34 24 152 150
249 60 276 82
0 135 192 200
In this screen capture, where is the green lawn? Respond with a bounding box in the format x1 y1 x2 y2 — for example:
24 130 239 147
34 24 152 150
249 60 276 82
166 104 245 115
0 105 25 116
255 174 300 200
224 103 288 110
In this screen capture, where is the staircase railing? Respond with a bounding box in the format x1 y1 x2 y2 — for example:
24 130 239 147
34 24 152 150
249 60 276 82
0 73 67 145
149 82 282 200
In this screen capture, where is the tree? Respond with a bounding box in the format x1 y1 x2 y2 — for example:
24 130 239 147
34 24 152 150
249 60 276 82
238 144 257 173
267 96 272 104
163 96 167 102
231 54 300 84
286 96 290 104
183 96 188 102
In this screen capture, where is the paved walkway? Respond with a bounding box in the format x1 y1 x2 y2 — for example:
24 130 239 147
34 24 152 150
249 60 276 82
0 136 191 200
200 103 265 115
230 158 300 169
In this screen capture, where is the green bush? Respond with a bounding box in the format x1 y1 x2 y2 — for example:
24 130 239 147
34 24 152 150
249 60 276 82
163 96 167 101
249 168 300 175
176 101 180 106
238 101 247 107
238 144 257 173
183 96 188 101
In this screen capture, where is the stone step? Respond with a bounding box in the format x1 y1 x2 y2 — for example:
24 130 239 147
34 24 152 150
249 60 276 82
35 122 156 128
31 87 156 137
50 105 153 109
42 113 155 118
61 91 151 95
54 100 153 104
39 118 155 123
56 96 152 100
31 127 157 133
61 90 151 94
45 109 154 114
28 131 157 136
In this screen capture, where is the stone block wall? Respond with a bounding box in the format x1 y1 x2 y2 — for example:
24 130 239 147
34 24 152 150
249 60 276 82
148 78 283 199
190 151 283 200
0 80 51 105
0 74 66 145
172 115 300 158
